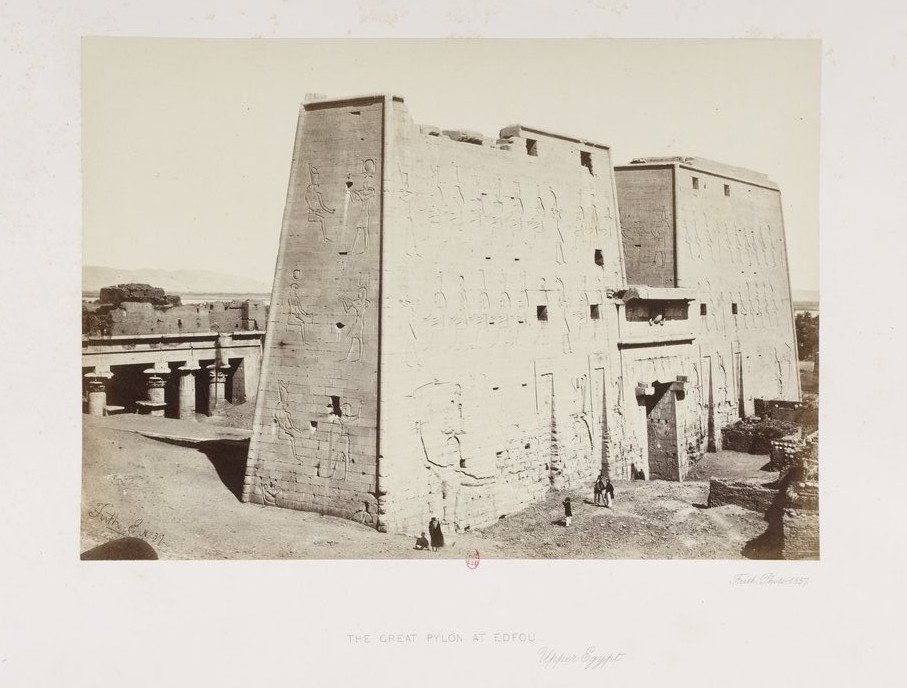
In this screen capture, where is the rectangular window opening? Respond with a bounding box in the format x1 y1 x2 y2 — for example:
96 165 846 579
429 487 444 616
692 176 699 190
731 303 738 315
526 138 538 156
330 395 342 416
590 304 601 320
536 305 548 321
580 150 593 174
594 249 604 266
724 184 731 197
700 303 707 316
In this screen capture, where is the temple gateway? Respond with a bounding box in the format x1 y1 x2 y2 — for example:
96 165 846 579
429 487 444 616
242 94 800 534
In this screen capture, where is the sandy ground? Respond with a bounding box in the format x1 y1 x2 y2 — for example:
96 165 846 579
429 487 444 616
82 411 776 560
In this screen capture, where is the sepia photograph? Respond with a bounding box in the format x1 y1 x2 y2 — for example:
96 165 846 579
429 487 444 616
8 1 907 685
79 38 820 561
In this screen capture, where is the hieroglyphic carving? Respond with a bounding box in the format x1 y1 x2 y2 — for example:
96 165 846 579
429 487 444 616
340 279 371 362
399 296 422 368
287 278 313 345
260 471 281 506
571 374 593 453
414 381 465 468
304 164 335 242
556 277 572 354
317 399 359 480
453 274 470 345
349 158 377 254
424 272 448 348
274 379 304 463
396 161 420 257
497 274 515 346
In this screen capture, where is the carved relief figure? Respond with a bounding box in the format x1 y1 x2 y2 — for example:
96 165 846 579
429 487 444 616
340 285 371 362
260 472 281 506
304 164 335 242
318 400 359 480
425 272 448 348
572 374 594 452
414 381 465 469
550 188 566 264
399 296 422 368
287 281 313 345
350 158 377 254
557 278 572 354
274 379 304 463
397 162 420 257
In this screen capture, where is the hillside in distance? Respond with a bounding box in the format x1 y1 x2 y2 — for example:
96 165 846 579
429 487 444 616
83 265 271 295
792 289 819 312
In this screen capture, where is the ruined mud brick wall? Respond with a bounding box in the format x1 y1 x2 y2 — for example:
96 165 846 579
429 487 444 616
707 477 778 513
206 300 269 332
615 160 801 452
99 283 176 306
780 434 818 558
106 302 212 336
380 100 628 534
84 300 268 337
243 96 382 524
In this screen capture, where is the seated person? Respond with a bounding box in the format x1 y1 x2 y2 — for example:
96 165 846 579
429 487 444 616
414 532 430 550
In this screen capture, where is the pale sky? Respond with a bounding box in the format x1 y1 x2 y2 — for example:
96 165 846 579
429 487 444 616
82 38 819 291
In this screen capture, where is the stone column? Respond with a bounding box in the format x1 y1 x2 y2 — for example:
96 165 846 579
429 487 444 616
177 363 200 420
206 363 230 416
137 366 170 416
84 368 113 416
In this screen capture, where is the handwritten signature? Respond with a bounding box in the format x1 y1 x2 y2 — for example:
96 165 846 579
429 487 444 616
87 503 166 548
731 573 809 587
538 646 626 670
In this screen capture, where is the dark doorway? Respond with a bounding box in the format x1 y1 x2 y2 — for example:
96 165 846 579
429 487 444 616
196 359 214 415
645 382 680 481
108 363 151 413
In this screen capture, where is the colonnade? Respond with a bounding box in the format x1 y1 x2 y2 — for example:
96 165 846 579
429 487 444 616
82 357 236 420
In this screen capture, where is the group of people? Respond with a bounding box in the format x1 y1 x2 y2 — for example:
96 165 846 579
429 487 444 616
413 477 616 542
414 516 445 552
563 475 615 527
594 475 615 508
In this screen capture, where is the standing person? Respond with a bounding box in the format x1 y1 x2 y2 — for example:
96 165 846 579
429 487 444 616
594 475 605 506
604 478 615 508
563 497 573 527
428 517 445 552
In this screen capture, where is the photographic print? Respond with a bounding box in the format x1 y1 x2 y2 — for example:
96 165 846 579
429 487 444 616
79 39 819 561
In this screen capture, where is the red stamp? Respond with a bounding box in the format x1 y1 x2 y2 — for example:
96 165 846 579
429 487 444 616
466 550 480 570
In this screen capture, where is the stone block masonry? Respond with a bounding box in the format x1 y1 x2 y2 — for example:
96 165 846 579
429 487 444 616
243 94 802 535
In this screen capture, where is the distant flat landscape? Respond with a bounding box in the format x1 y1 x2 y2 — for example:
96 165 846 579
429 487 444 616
792 289 819 313
83 265 270 295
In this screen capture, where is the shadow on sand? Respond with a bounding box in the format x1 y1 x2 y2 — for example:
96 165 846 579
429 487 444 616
144 435 249 502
